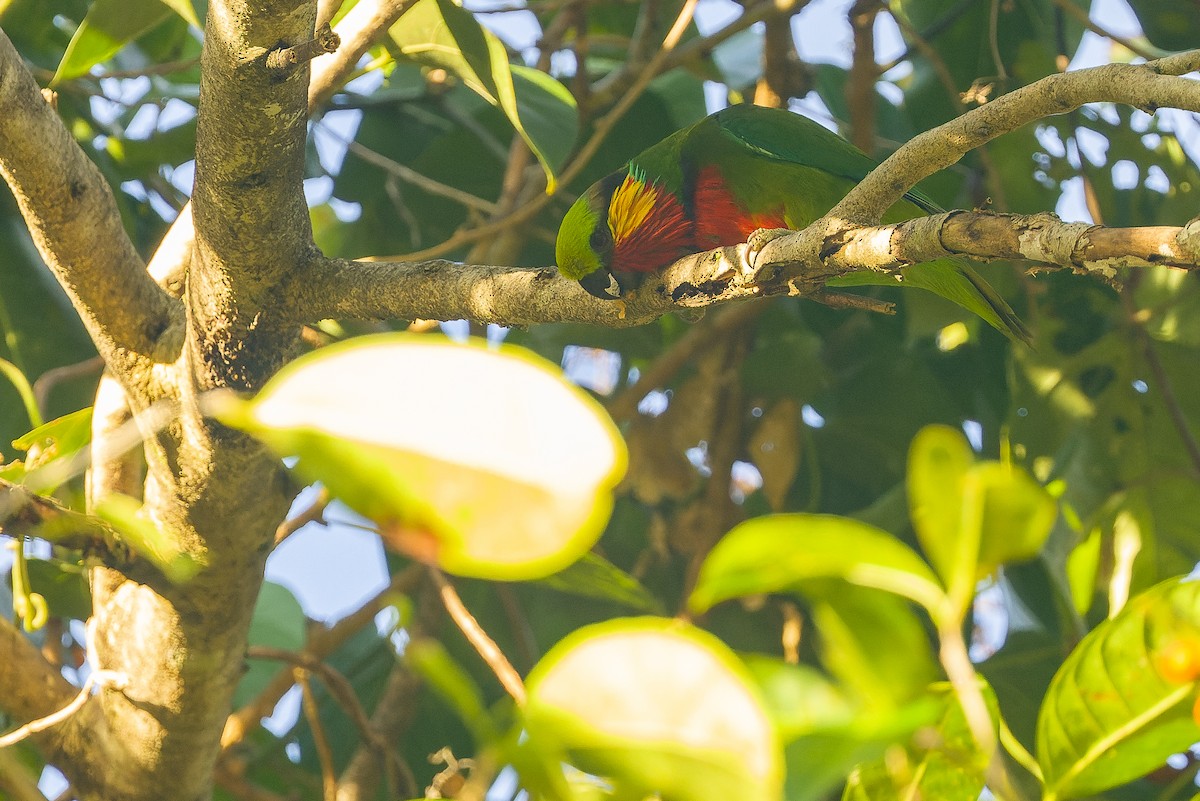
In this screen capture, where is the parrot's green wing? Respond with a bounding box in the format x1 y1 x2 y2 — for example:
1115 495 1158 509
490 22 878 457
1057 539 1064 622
705 106 1030 343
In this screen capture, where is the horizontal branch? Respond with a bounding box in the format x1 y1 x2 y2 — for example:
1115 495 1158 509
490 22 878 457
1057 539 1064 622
292 257 682 327
806 211 1200 279
294 209 1200 327
746 50 1200 286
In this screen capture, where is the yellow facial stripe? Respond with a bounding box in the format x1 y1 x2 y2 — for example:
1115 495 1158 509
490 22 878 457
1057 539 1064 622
608 175 659 244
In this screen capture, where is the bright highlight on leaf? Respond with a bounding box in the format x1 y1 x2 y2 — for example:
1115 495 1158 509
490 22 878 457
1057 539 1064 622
216 334 626 580
1036 575 1200 801
388 0 578 191
522 617 783 801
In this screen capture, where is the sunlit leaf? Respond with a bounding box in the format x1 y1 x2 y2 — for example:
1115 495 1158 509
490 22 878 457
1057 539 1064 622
53 0 175 83
1037 575 1200 800
388 0 577 190
689 513 945 615
216 334 626 581
522 617 783 801
907 424 975 591
7 407 93 494
808 584 939 709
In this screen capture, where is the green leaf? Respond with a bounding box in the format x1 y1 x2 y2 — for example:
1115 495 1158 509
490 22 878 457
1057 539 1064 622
1037 575 1200 801
388 0 576 191
8 407 93 494
808 583 939 709
216 334 626 581
535 552 663 613
907 424 975 592
842 683 995 801
972 461 1058 574
23 558 91 621
741 656 856 742
907 426 1056 615
233 582 307 708
406 637 497 741
53 0 175 84
689 513 945 615
522 617 784 801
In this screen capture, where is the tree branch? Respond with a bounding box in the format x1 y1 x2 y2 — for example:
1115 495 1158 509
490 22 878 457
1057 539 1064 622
751 52 1200 278
0 30 183 386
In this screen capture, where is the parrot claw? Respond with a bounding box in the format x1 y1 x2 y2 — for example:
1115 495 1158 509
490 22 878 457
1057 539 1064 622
746 227 793 265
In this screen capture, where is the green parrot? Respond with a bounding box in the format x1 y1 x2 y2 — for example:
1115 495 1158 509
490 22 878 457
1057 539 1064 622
555 103 1029 342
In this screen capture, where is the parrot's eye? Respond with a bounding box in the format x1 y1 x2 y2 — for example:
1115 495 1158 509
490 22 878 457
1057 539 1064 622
589 226 611 253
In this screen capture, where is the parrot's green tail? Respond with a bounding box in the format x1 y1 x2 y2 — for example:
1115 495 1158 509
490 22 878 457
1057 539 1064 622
827 258 1031 345
958 265 1032 345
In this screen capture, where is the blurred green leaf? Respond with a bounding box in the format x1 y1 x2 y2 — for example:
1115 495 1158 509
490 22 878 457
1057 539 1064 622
535 552 663 614
808 584 939 709
842 683 995 801
907 424 975 591
689 513 945 615
522 617 783 801
406 637 497 741
217 334 626 581
23 557 91 621
1037 576 1200 800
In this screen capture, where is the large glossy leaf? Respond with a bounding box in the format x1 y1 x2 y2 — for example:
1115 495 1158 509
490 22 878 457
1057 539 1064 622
522 617 783 801
1037 575 1200 800
388 0 576 191
689 513 945 615
217 334 626 581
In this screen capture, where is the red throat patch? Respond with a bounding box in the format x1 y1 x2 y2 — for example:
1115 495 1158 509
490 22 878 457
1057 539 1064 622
608 174 693 274
692 165 787 248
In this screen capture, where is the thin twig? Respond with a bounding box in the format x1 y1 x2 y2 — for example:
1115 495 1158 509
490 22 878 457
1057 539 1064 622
847 0 880 152
221 564 424 748
1048 0 1158 61
988 0 1009 83
274 486 331 546
298 670 338 801
337 134 500 214
429 568 526 705
0 669 128 748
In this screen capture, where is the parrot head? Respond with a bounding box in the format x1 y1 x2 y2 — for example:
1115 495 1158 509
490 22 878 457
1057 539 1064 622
556 170 693 301
555 177 625 300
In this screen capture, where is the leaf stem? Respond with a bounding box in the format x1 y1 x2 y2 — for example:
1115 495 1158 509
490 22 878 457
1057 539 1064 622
937 620 1026 801
430 567 527 706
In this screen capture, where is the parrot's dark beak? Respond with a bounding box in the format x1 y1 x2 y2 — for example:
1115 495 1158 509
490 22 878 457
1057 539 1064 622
579 268 623 300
